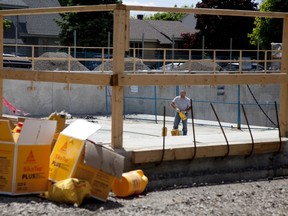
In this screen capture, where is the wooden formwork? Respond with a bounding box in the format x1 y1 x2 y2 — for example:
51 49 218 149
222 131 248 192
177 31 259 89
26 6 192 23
0 4 287 157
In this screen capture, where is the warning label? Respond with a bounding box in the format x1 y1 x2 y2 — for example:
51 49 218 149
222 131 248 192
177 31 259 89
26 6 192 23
59 142 68 154
25 151 36 164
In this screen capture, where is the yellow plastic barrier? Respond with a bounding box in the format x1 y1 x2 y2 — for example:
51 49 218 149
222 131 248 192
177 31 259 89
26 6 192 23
42 178 91 206
112 170 148 197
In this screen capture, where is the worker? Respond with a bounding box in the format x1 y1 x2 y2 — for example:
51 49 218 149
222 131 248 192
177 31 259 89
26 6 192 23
170 90 191 135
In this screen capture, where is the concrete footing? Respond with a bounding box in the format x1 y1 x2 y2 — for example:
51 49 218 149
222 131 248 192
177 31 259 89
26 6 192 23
129 147 288 190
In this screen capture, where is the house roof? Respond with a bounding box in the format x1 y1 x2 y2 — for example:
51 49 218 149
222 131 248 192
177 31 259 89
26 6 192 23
21 0 61 36
130 19 193 45
0 0 28 8
3 0 61 41
130 19 172 44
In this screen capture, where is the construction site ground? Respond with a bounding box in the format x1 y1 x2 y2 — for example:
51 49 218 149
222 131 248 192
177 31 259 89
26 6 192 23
0 177 287 215
1 114 287 215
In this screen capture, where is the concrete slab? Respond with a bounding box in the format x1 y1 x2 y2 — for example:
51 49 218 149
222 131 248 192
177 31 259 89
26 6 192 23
75 114 286 164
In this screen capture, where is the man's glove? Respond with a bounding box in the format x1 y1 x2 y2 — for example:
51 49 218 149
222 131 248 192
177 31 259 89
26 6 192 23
176 108 180 112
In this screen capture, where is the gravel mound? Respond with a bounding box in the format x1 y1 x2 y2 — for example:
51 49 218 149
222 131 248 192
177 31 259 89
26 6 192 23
176 60 221 72
34 52 89 71
94 58 150 72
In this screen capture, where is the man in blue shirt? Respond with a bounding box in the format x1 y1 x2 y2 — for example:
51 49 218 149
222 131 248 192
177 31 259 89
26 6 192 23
170 90 191 135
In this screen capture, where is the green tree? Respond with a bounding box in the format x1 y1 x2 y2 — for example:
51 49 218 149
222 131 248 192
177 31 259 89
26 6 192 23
193 0 258 49
57 0 119 47
146 5 193 21
249 0 288 50
58 0 69 6
3 19 11 30
0 8 12 30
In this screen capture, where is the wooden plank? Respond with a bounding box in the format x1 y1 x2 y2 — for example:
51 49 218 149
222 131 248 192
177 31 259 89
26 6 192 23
0 16 3 117
280 17 288 136
119 73 287 86
127 5 287 18
0 4 285 19
111 5 127 148
0 69 111 85
0 4 116 16
131 141 285 164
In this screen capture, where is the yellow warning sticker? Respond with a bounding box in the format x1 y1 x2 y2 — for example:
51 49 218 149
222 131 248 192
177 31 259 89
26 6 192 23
49 134 84 182
0 144 15 193
15 145 51 193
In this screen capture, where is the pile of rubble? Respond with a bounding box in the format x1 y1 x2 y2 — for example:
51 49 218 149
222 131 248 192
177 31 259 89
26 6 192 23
176 60 221 72
94 58 150 72
34 52 89 71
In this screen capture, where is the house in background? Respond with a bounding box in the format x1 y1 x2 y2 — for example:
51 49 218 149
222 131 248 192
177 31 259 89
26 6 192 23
181 13 197 32
1 0 61 56
0 1 198 66
129 15 196 68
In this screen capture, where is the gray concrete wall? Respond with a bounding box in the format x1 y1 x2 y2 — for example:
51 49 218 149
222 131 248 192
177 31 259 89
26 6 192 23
3 79 280 127
123 84 280 127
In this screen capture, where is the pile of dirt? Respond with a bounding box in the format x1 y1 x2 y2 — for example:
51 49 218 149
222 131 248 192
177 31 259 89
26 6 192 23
94 58 150 72
176 60 221 72
34 52 89 71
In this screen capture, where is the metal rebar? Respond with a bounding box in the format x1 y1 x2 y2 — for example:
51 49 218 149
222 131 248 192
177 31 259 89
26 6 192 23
274 101 282 153
191 99 197 161
241 104 254 158
156 106 166 166
210 103 230 158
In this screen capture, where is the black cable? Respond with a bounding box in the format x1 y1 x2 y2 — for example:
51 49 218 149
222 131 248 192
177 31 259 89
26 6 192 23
190 99 197 161
241 104 254 158
210 103 230 158
246 85 277 127
274 101 282 153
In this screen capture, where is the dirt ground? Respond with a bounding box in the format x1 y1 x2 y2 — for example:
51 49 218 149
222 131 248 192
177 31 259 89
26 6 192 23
0 177 287 216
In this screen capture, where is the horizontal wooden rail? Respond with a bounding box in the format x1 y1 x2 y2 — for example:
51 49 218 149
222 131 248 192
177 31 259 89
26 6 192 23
1 69 286 86
0 4 286 18
118 73 287 86
0 69 111 85
0 4 116 16
127 5 288 18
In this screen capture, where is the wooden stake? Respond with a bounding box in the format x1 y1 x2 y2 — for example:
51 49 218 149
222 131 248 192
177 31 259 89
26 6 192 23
111 5 127 148
0 16 3 117
280 16 288 136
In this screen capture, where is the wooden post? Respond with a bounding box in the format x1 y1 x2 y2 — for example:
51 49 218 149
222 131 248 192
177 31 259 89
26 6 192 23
280 16 288 136
213 50 216 73
0 16 3 117
239 50 242 74
111 5 127 148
